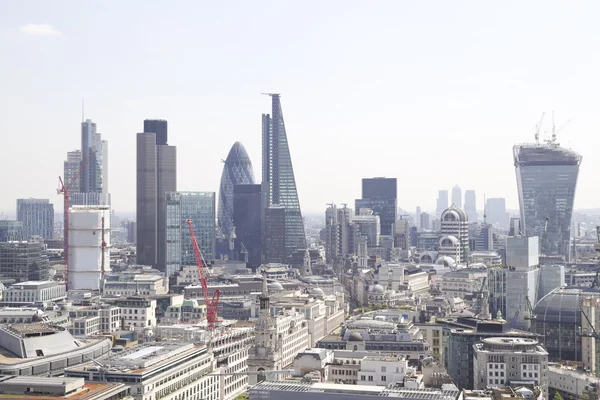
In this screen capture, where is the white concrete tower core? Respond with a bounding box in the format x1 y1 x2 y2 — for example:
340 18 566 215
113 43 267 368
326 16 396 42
69 205 111 290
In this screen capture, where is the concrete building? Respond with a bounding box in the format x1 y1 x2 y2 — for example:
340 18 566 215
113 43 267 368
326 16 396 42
69 205 111 290
549 364 600 400
473 337 549 398
66 342 220 400
63 149 82 193
439 205 469 263
68 304 121 335
110 296 157 329
164 299 206 323
440 269 487 299
250 381 460 400
103 273 167 296
0 376 127 399
352 209 380 248
136 119 177 272
1 280 66 306
0 239 50 282
486 198 509 228
248 277 309 385
16 198 54 240
0 322 111 376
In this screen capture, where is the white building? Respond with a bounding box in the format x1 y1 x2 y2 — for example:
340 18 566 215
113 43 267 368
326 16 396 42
440 269 487 299
69 205 111 290
248 277 309 385
549 364 600 400
473 337 548 397
66 342 220 400
1 281 66 306
111 297 157 329
103 273 167 296
164 299 206 324
359 355 410 386
68 305 121 335
438 205 469 263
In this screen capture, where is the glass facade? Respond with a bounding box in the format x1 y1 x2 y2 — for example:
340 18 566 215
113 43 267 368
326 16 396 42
514 144 582 259
262 94 307 258
534 288 600 362
356 178 397 236
166 192 215 277
233 184 261 269
16 199 54 240
217 142 255 238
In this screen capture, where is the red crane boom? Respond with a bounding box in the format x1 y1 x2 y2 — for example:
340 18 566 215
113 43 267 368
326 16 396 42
187 219 221 330
57 150 97 290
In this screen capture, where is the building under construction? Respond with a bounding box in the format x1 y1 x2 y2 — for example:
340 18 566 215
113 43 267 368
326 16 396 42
0 239 50 282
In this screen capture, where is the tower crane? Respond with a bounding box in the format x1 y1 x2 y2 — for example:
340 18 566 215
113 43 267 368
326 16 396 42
187 219 221 330
57 150 97 290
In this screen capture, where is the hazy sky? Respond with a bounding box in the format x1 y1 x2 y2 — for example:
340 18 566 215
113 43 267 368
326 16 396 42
2 1 600 216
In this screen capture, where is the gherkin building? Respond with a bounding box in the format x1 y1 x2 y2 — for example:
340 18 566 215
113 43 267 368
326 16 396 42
218 142 255 238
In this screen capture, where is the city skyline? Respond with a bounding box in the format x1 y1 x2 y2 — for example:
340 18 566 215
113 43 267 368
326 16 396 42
2 2 600 215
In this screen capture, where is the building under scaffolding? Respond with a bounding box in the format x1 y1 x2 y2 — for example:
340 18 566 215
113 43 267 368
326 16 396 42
0 240 50 282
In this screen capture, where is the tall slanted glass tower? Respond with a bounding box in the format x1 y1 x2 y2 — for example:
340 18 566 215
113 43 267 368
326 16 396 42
262 94 306 259
217 142 255 238
514 136 582 259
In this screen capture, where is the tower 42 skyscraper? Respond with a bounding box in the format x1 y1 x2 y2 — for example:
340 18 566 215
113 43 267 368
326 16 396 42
261 94 306 258
514 139 581 259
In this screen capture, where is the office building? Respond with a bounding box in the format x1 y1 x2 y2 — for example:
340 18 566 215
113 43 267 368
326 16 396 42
69 205 111 290
264 205 286 263
80 119 105 193
248 277 309 385
324 204 355 264
420 212 431 231
504 236 540 330
416 206 422 229
473 337 549 397
63 149 81 190
233 184 261 269
1 281 66 306
0 239 50 283
352 209 380 248
261 94 307 260
436 190 448 218
355 178 397 236
464 190 477 222
451 185 462 209
66 342 220 400
514 140 582 259
166 192 216 277
486 198 509 227
438 205 469 263
218 141 255 240
16 199 54 240
136 119 177 270
0 220 22 242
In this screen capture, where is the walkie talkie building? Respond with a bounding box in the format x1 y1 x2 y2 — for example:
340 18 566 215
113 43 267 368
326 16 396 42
514 141 582 259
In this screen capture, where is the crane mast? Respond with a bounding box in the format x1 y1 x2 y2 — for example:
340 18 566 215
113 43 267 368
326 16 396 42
57 150 98 291
187 219 221 330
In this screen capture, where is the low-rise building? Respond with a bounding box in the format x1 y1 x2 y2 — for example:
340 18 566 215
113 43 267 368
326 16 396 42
0 376 128 399
103 273 168 296
440 269 487 299
1 280 66 306
549 364 600 400
164 299 206 323
109 296 157 329
68 305 122 334
473 337 549 398
66 342 220 400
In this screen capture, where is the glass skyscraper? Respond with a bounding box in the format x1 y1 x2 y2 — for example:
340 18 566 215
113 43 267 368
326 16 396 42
514 141 582 259
166 191 215 277
261 94 306 259
217 142 255 238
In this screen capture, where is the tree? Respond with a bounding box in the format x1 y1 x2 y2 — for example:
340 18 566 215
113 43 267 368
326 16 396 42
552 392 563 400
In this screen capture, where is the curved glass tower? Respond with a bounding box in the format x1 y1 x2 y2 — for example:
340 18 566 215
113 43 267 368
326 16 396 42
514 140 582 259
218 142 255 238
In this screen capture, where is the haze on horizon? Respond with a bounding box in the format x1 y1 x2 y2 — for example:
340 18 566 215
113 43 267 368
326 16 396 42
2 1 600 216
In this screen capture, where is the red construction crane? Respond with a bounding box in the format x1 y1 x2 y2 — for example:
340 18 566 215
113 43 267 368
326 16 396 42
187 219 221 330
57 150 97 290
